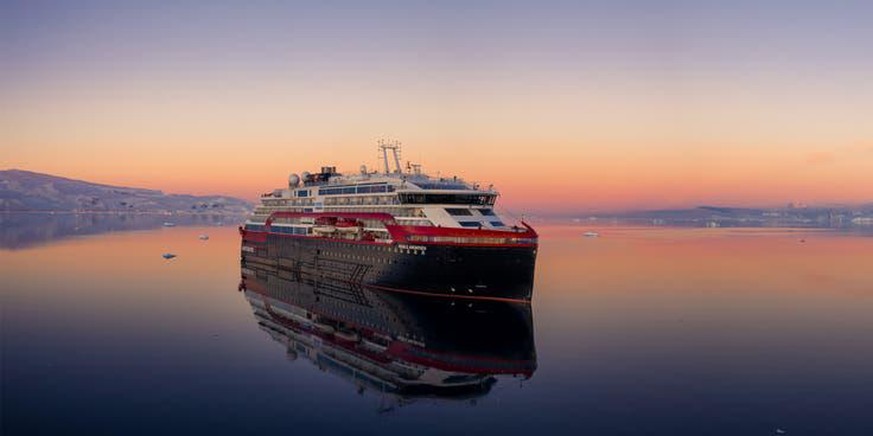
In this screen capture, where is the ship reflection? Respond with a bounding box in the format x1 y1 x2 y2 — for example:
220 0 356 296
239 262 536 407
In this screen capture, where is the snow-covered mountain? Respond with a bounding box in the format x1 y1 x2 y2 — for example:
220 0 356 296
0 169 252 213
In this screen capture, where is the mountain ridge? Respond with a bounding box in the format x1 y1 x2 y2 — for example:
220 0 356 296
0 169 251 213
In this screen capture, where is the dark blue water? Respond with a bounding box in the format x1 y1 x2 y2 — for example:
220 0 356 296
3 221 872 435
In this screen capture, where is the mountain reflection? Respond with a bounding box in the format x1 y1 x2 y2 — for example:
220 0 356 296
238 262 537 406
0 212 241 249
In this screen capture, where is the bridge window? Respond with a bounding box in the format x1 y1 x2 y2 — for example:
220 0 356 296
319 183 393 196
399 193 496 205
414 182 470 190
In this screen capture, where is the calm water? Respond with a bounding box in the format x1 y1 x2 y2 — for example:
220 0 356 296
2 221 873 435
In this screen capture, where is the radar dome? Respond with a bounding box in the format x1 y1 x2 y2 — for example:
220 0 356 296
288 173 300 188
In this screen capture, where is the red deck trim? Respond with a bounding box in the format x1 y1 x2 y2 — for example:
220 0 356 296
265 211 397 228
243 228 537 249
242 228 394 246
245 212 538 247
386 222 537 239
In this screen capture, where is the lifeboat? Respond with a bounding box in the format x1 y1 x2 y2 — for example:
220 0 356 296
313 216 338 234
334 217 363 233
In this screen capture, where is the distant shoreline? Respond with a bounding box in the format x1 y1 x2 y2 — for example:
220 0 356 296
0 210 248 216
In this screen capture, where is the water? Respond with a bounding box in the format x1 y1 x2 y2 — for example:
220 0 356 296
2 220 873 435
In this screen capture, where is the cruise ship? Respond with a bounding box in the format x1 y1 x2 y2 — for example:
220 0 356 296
240 141 538 301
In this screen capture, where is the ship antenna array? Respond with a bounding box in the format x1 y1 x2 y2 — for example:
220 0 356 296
377 139 403 174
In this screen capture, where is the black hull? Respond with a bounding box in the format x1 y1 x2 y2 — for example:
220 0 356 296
241 233 537 301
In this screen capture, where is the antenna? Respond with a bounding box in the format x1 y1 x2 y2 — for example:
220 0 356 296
378 139 390 174
377 138 403 174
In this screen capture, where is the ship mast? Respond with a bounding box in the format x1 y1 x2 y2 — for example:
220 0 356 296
378 139 402 174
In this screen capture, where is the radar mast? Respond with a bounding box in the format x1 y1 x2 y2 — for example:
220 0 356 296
378 139 403 174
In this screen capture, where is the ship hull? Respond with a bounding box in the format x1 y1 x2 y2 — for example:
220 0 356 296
241 231 537 301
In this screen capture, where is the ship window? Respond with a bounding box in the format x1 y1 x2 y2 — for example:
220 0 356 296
446 208 473 216
489 221 505 227
358 185 388 194
320 183 390 196
399 193 496 205
297 190 308 197
479 209 495 216
459 222 481 228
415 182 470 190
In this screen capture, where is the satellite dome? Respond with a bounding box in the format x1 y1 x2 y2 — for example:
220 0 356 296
288 173 300 188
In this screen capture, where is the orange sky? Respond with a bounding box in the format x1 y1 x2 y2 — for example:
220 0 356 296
2 2 872 213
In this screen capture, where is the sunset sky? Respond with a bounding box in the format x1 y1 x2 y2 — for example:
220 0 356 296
2 0 872 213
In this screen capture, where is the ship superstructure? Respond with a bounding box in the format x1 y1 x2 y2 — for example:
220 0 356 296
248 141 518 233
241 140 538 301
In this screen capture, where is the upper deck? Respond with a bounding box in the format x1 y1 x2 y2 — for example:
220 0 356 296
250 141 513 231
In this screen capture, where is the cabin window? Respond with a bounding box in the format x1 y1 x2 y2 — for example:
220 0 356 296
489 221 505 227
446 208 473 216
479 209 496 216
459 222 481 228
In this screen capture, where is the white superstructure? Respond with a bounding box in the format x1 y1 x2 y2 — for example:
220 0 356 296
246 141 515 235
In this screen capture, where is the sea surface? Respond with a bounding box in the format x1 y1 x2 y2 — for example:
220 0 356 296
2 218 873 435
